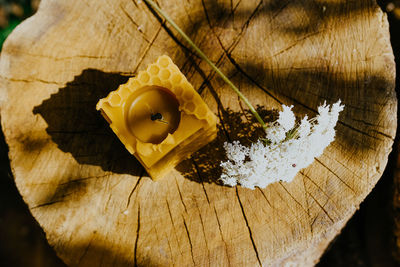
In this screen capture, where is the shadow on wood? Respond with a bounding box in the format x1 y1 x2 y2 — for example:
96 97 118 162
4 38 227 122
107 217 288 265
61 241 144 267
177 107 277 184
33 69 143 176
197 0 373 35
0 122 66 267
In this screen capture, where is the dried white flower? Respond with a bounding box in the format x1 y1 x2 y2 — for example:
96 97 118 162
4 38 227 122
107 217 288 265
265 125 286 144
220 100 344 189
277 105 295 131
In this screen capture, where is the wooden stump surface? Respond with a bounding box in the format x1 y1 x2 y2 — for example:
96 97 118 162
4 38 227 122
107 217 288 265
0 0 396 266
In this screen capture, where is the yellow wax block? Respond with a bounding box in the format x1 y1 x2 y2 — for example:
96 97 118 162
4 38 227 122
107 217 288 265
96 55 218 180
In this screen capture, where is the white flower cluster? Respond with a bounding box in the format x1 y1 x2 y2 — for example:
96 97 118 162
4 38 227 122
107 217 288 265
220 100 344 189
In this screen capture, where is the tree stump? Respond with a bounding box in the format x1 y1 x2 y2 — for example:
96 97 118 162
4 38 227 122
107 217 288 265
0 0 396 266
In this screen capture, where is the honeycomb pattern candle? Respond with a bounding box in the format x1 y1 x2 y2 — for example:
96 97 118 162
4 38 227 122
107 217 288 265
96 55 218 180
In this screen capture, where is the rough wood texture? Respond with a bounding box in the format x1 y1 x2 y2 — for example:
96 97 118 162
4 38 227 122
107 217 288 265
394 139 400 261
0 0 396 266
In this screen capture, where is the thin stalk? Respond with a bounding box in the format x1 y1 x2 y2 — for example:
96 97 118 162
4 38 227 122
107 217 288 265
143 0 267 129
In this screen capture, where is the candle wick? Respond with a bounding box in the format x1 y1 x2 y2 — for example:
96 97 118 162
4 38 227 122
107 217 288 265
151 112 162 121
151 113 169 124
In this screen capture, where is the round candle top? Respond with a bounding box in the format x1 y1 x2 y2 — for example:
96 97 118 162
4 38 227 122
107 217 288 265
125 86 181 144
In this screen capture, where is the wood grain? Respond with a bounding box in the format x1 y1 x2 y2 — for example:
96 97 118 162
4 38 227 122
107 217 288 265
0 0 396 266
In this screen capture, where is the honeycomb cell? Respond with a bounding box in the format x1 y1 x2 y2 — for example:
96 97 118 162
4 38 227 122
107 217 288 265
109 93 121 106
149 65 159 75
158 56 170 67
139 72 150 83
183 90 194 101
171 74 182 84
160 69 171 80
174 86 183 96
163 81 172 89
119 85 131 99
169 65 180 73
186 102 196 112
152 77 162 85
127 79 140 88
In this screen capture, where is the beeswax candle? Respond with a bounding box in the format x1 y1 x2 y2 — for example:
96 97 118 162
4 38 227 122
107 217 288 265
96 55 217 180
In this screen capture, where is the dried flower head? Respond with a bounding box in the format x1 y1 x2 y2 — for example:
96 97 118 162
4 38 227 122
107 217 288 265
220 100 344 189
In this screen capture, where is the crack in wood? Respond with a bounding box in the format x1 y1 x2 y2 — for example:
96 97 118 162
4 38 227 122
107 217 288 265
194 201 211 266
165 200 184 257
120 4 153 44
3 49 112 61
134 204 141 267
192 158 210 204
31 199 64 209
197 0 264 96
351 117 378 127
300 171 340 213
231 0 242 17
372 129 395 140
126 168 145 209
77 235 95 266
301 175 313 235
182 217 196 266
235 188 262 266
0 75 63 86
237 94 253 123
310 213 319 232
314 158 356 194
166 237 175 267
271 184 303 221
217 107 232 142
223 55 283 105
132 0 139 8
253 188 282 244
322 153 362 180
269 30 323 58
142 0 197 57
307 190 334 223
181 0 195 26
278 181 308 214
132 24 163 74
213 206 231 266
339 121 384 141
256 187 290 229
270 0 290 20
60 174 110 186
180 0 239 93
174 177 188 213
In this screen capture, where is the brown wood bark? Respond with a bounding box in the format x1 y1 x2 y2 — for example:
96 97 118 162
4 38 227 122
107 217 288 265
0 0 396 266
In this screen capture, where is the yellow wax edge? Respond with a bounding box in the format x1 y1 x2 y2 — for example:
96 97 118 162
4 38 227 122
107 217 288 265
96 55 218 180
136 114 205 167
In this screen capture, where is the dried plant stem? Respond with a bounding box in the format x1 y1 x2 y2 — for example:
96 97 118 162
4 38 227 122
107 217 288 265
143 0 267 129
